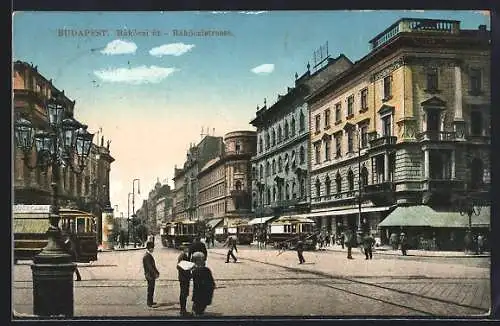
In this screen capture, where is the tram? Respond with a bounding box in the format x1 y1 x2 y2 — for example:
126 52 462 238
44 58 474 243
213 219 254 245
267 216 317 250
160 219 199 249
13 205 98 264
235 220 253 245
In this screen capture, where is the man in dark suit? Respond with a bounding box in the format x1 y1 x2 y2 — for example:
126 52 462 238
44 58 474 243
296 238 305 264
223 236 238 263
188 237 208 262
143 241 160 307
177 247 192 316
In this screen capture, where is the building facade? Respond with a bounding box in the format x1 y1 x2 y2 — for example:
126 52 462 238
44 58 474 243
137 180 173 234
250 55 353 221
172 136 224 221
306 18 490 248
197 131 257 227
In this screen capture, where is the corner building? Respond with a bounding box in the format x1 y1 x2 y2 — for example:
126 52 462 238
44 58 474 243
250 55 353 221
306 18 490 249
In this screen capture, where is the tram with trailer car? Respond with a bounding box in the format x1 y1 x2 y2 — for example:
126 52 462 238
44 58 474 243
13 205 98 264
267 216 317 250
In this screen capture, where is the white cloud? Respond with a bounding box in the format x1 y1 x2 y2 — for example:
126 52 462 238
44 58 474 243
100 39 137 55
149 43 195 57
251 63 275 75
93 65 178 84
211 11 230 14
239 11 267 15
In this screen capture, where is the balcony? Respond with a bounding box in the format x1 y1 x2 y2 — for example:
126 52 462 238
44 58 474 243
416 131 456 142
422 179 464 192
363 182 395 205
271 198 299 207
369 136 397 149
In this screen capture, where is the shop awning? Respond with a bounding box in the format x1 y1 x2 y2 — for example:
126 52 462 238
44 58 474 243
247 216 276 225
206 218 223 229
307 206 395 218
378 206 490 228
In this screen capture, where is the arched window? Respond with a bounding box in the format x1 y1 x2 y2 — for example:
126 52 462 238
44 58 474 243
286 183 290 200
291 150 296 168
278 125 282 143
284 121 289 139
470 158 484 190
252 167 256 180
273 187 276 202
300 178 306 199
259 164 263 179
299 111 305 131
336 172 342 193
272 129 276 146
267 188 271 204
265 132 270 150
315 178 321 197
292 181 296 198
235 180 242 191
348 169 354 191
325 175 331 195
299 146 305 164
272 159 276 175
284 153 290 172
291 117 296 137
259 138 263 153
278 156 283 172
361 166 369 187
266 161 270 177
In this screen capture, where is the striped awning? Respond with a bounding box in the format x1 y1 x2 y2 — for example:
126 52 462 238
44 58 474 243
206 218 223 229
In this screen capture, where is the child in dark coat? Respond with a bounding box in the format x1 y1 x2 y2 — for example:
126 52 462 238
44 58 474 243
190 252 216 316
177 247 192 316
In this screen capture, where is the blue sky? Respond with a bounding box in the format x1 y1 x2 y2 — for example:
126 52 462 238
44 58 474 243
12 10 490 217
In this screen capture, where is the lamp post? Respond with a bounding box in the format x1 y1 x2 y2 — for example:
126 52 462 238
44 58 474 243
14 91 94 317
356 128 363 239
132 179 140 247
127 192 133 246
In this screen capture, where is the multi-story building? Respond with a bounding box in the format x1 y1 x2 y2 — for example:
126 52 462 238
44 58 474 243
13 61 115 243
197 131 256 228
306 18 490 248
249 55 353 222
172 136 224 221
137 180 173 234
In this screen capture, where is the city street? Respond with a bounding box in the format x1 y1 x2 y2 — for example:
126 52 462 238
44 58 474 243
12 241 490 318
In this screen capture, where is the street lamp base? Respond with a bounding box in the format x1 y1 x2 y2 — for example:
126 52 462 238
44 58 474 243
31 228 76 317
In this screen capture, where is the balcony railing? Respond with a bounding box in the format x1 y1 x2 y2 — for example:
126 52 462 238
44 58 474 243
364 182 395 194
369 136 397 148
416 131 456 142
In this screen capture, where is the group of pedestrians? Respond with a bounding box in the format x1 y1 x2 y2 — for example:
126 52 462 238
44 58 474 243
142 237 216 316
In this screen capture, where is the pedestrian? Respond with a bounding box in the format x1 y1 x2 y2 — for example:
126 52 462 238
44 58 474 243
345 229 353 259
477 234 484 254
400 232 408 256
296 238 305 264
191 252 216 316
363 233 375 260
340 232 345 249
64 236 82 281
177 247 193 316
223 235 238 263
390 232 398 250
142 241 160 308
473 234 479 255
188 236 208 262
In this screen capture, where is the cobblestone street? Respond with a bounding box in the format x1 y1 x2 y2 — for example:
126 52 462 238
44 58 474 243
12 244 490 318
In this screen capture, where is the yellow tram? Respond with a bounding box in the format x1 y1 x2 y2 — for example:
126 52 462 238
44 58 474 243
13 205 98 264
160 218 199 249
268 216 317 250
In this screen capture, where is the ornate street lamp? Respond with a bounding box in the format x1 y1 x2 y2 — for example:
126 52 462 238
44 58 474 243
457 194 482 230
14 92 94 317
132 179 140 248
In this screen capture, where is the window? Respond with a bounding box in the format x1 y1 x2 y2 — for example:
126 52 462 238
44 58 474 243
383 75 392 100
347 95 354 117
324 109 331 128
272 159 276 175
361 88 368 110
470 158 484 189
284 153 290 172
259 164 263 179
300 179 305 199
427 67 438 91
335 103 341 122
347 169 354 191
335 173 342 193
315 114 321 133
470 110 483 136
235 180 242 191
335 134 342 158
314 142 321 164
259 138 263 153
266 161 270 177
324 137 330 161
265 132 270 150
360 125 368 148
347 129 354 153
285 183 290 200
382 115 392 136
271 129 276 146
235 141 241 153
299 146 305 164
284 121 289 139
291 118 296 137
315 178 321 197
469 68 482 95
299 111 305 131
426 109 440 132
273 187 276 201
361 166 369 186
278 156 283 172
278 126 282 143
325 175 331 196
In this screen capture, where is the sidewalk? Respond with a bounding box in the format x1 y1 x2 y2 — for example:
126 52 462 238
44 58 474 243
320 244 490 258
